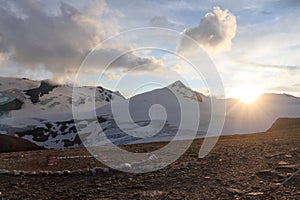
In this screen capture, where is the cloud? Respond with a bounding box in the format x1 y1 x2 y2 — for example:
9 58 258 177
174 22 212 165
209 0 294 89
196 86 210 96
83 47 165 74
0 0 111 83
149 16 170 27
225 11 300 75
260 10 272 15
106 72 122 81
0 0 167 83
177 7 237 53
148 16 184 31
239 61 299 71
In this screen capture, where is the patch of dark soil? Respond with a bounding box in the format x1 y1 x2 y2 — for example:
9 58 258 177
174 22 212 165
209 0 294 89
0 134 43 153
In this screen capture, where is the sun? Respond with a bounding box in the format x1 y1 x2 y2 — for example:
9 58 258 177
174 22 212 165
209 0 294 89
231 86 262 104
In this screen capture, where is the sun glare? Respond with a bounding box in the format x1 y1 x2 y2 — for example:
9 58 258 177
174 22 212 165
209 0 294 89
231 86 262 104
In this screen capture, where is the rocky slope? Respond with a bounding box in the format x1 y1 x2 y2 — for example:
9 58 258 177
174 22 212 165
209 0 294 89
268 118 300 132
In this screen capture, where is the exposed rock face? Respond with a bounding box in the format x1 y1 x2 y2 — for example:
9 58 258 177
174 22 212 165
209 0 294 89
0 134 43 153
0 98 23 112
24 80 58 103
16 119 79 148
0 89 24 117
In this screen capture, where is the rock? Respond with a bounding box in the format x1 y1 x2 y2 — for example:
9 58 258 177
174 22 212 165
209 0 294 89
278 161 289 165
29 171 37 176
257 169 271 173
19 182 25 187
256 170 282 181
276 164 300 173
276 163 300 169
23 171 30 176
265 152 285 158
11 182 17 187
91 167 97 175
103 168 109 173
132 184 144 189
0 169 9 174
69 169 77 175
84 167 90 173
57 171 64 176
12 170 20 176
63 170 71 175
226 187 244 194
285 155 292 158
19 171 25 175
120 163 132 170
248 192 264 196
204 176 211 180
40 171 49 176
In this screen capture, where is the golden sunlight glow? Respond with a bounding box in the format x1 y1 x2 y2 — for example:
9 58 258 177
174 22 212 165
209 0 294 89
231 86 262 104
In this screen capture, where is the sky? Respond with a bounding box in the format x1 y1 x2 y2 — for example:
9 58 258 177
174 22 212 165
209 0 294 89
0 0 299 99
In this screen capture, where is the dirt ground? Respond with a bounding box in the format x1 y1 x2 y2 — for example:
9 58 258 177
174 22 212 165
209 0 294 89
0 127 299 199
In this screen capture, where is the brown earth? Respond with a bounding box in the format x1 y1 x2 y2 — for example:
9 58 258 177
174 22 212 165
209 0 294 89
0 134 43 153
0 119 299 199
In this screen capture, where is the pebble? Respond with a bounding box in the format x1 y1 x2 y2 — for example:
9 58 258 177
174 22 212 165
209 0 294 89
29 171 37 176
278 161 288 165
103 168 109 173
0 169 8 174
63 170 71 175
40 171 49 176
57 171 64 176
226 187 244 194
120 163 132 170
248 192 264 196
91 168 97 175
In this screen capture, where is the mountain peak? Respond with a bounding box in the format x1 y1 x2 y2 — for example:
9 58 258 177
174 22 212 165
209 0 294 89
167 80 203 102
169 80 188 88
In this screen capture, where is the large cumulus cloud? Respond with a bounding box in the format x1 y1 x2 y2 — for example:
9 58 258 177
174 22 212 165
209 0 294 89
0 0 106 78
177 7 237 53
0 0 163 83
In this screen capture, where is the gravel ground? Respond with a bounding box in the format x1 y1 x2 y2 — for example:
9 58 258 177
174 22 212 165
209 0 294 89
0 128 299 199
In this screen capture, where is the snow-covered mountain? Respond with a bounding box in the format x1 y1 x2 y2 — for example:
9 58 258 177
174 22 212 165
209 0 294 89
0 77 300 149
0 77 125 148
85 80 206 146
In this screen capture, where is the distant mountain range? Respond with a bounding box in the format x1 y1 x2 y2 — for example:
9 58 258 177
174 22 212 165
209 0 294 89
0 77 299 149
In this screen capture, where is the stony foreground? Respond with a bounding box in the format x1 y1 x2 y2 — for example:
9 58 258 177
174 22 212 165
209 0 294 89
0 126 299 199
